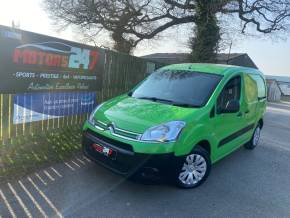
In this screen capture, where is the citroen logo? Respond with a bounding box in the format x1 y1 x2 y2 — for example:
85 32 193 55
107 122 116 133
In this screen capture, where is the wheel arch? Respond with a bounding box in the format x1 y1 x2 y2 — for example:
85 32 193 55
194 140 211 156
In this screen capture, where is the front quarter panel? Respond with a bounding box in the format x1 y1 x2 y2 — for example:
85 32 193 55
173 108 218 160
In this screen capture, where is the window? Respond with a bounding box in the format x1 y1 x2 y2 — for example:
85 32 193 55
131 70 222 107
244 74 258 103
217 76 241 113
249 74 266 99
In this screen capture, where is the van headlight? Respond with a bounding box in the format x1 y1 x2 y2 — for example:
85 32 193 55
140 121 185 143
88 103 104 125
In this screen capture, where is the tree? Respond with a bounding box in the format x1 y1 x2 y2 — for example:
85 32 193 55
190 0 221 62
221 0 290 34
44 0 290 57
43 0 197 54
44 0 147 53
190 0 290 62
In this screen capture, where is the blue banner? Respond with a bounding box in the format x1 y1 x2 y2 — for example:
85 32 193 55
13 92 96 124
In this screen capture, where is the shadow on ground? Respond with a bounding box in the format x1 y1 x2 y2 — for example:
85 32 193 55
0 126 83 183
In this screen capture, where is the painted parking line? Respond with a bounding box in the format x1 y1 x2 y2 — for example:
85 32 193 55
35 173 47 186
82 156 91 162
71 160 81 168
43 170 55 181
76 158 86 165
18 180 48 218
27 177 63 218
267 106 290 114
64 162 75 171
50 167 62 178
8 183 32 218
0 189 17 218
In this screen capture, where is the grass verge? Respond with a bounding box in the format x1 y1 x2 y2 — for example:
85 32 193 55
0 126 83 183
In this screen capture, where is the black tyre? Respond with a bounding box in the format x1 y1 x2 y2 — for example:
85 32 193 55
244 124 261 150
174 146 211 189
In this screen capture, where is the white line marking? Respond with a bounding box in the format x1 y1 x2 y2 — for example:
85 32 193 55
18 180 48 218
0 189 17 218
27 177 63 218
267 106 290 114
83 156 91 162
71 160 81 168
43 170 55 181
35 173 47 186
50 167 62 177
64 162 75 171
8 183 32 218
76 158 86 165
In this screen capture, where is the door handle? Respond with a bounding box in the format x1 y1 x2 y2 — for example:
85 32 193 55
245 110 250 114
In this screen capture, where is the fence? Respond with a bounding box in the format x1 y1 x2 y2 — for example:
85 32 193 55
0 48 162 144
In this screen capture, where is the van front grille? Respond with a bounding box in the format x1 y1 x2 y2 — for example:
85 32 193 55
86 129 134 152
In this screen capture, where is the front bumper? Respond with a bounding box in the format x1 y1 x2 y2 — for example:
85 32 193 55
82 129 174 175
83 121 176 154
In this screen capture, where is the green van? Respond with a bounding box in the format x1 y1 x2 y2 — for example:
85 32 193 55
82 63 267 188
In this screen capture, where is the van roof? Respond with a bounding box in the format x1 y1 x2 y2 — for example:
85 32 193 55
162 63 264 77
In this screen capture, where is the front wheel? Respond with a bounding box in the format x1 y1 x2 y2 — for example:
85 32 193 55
174 146 211 189
244 124 261 150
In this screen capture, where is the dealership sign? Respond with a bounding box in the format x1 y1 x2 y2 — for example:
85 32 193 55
13 92 96 124
0 25 105 93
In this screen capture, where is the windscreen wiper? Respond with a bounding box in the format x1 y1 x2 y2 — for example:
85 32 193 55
138 96 199 107
137 96 174 103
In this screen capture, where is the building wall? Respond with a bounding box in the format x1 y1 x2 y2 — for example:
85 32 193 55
279 83 290 96
228 55 258 69
281 95 290 102
141 53 258 69
267 80 281 102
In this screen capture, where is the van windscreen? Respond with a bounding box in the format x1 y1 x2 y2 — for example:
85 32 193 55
131 70 222 107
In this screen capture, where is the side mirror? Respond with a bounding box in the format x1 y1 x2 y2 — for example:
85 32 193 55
220 100 240 114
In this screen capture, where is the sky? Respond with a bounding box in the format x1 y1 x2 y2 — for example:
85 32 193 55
0 0 289 77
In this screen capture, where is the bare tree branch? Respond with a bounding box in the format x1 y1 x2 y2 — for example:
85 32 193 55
43 0 290 54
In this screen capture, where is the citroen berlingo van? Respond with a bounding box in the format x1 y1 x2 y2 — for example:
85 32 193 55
82 63 267 188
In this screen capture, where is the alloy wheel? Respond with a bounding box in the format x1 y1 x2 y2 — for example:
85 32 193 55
253 126 261 146
178 154 207 186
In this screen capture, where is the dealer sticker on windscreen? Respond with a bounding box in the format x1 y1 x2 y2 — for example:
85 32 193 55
92 143 116 159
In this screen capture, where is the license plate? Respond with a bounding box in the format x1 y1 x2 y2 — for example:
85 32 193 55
92 143 116 159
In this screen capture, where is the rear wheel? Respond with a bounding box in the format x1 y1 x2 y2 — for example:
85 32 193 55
174 146 211 189
244 124 261 150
